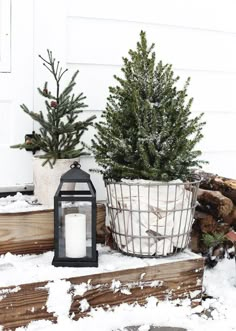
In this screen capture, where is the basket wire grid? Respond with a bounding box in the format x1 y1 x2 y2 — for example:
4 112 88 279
106 179 200 258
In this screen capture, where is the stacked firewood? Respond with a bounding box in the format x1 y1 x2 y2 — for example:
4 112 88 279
191 172 236 264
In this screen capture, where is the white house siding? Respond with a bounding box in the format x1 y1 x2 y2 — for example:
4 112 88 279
65 0 236 198
1 0 236 200
0 0 34 189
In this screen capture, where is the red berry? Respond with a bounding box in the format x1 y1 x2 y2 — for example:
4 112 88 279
51 101 57 108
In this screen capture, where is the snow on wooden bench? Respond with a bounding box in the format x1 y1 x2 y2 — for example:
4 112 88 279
0 246 204 330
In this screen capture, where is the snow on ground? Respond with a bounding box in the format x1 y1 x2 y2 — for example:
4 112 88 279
1 194 236 330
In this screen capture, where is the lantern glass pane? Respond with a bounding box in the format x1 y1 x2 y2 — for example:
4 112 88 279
59 182 92 198
75 182 90 191
60 181 76 193
57 200 93 259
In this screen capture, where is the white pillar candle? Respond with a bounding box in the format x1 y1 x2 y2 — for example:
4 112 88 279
65 213 86 258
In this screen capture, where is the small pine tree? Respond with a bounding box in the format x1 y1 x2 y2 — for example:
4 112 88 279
91 31 206 181
12 50 96 167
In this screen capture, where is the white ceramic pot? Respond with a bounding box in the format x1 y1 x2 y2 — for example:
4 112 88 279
33 157 77 208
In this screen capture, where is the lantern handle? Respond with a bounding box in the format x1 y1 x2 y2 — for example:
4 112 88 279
70 161 81 169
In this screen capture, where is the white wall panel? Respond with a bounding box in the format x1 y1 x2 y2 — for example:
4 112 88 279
70 108 236 156
0 147 33 186
195 112 236 153
0 0 34 188
0 75 12 98
76 110 102 146
68 0 236 33
29 1 236 201
1 0 236 197
67 64 236 115
0 101 11 144
79 156 106 201
184 71 236 113
0 0 11 72
67 64 120 110
202 151 236 179
67 17 236 72
34 0 67 116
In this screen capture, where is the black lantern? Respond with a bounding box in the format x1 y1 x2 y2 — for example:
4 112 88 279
52 161 98 267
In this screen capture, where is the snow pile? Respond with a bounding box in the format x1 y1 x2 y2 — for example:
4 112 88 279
46 280 72 318
0 193 47 212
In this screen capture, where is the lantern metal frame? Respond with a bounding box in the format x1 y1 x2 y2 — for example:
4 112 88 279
52 162 98 267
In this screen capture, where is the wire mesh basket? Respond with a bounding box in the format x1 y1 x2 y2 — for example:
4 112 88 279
105 178 200 258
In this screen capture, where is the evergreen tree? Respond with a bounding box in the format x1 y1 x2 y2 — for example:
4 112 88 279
91 31 206 181
12 50 95 167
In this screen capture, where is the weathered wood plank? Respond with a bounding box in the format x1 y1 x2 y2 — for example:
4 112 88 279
0 210 54 255
0 239 54 255
69 257 203 318
0 281 56 330
0 256 204 330
0 203 106 255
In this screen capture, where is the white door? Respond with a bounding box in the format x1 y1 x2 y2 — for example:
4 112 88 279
0 0 34 191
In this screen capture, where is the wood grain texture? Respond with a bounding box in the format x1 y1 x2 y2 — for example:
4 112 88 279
69 257 204 318
0 281 56 330
0 256 204 330
0 210 54 255
0 204 106 254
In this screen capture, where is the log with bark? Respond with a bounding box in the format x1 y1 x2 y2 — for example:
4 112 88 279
199 172 236 204
190 226 208 254
190 172 236 261
193 210 217 233
222 205 236 227
197 188 233 218
191 211 217 253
